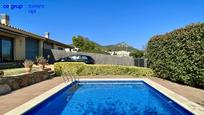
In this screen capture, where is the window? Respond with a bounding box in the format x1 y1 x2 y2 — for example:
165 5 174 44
81 56 88 60
43 42 53 49
70 55 80 60
0 37 13 62
58 47 64 50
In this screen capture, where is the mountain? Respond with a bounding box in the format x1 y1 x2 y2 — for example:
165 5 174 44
71 35 140 53
104 42 140 52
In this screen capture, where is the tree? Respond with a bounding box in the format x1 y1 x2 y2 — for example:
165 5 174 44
129 51 144 58
72 36 85 51
72 35 106 53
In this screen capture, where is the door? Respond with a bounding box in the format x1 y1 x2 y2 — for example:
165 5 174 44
26 38 39 60
0 37 13 62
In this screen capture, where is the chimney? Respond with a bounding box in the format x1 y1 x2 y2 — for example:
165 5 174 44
45 32 50 38
0 14 9 26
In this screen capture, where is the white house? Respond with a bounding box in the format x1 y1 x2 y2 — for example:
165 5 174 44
108 50 130 57
65 47 79 52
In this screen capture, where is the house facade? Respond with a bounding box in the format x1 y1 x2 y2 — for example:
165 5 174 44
108 50 130 57
0 14 73 63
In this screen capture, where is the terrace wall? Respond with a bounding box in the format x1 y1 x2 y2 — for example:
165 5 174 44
0 69 53 95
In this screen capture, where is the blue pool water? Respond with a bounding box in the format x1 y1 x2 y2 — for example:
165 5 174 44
24 81 192 115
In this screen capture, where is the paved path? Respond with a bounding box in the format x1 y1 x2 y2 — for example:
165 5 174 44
150 77 204 107
0 77 204 114
0 77 64 115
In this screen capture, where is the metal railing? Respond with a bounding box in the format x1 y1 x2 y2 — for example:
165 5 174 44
62 70 79 83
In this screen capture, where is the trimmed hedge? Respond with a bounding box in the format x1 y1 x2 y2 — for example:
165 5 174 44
146 23 204 88
54 62 153 77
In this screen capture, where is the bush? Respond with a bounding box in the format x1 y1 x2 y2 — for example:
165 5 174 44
23 60 34 68
146 23 204 88
36 56 47 65
129 51 144 58
54 62 153 77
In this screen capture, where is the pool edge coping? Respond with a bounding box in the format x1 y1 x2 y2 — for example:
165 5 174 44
4 78 204 115
143 79 204 115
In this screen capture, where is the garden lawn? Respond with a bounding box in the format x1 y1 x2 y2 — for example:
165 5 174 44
2 67 39 77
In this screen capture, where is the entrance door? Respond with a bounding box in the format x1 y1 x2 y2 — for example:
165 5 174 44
26 38 39 60
0 38 13 62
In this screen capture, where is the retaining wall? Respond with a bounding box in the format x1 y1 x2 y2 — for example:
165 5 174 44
0 69 53 95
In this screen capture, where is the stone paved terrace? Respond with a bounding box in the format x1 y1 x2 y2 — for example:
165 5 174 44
0 77 64 114
0 76 204 114
149 77 204 107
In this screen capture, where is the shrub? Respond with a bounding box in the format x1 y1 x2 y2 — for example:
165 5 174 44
23 60 34 68
36 56 48 70
36 56 47 65
146 23 204 88
23 60 34 73
54 62 153 77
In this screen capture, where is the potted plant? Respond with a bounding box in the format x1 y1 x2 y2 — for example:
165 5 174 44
36 57 48 70
23 60 34 73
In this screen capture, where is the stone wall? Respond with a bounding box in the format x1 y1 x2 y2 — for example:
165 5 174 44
0 69 53 95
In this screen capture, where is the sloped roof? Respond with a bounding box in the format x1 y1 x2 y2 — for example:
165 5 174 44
0 23 73 48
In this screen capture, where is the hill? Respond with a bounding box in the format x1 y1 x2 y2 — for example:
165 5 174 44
104 42 140 52
72 36 141 53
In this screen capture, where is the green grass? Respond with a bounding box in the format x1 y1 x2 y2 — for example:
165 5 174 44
1 67 39 77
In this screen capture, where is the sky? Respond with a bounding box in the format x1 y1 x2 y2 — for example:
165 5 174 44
0 0 204 49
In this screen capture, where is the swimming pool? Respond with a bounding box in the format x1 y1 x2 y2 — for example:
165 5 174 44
22 80 194 115
5 79 204 115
